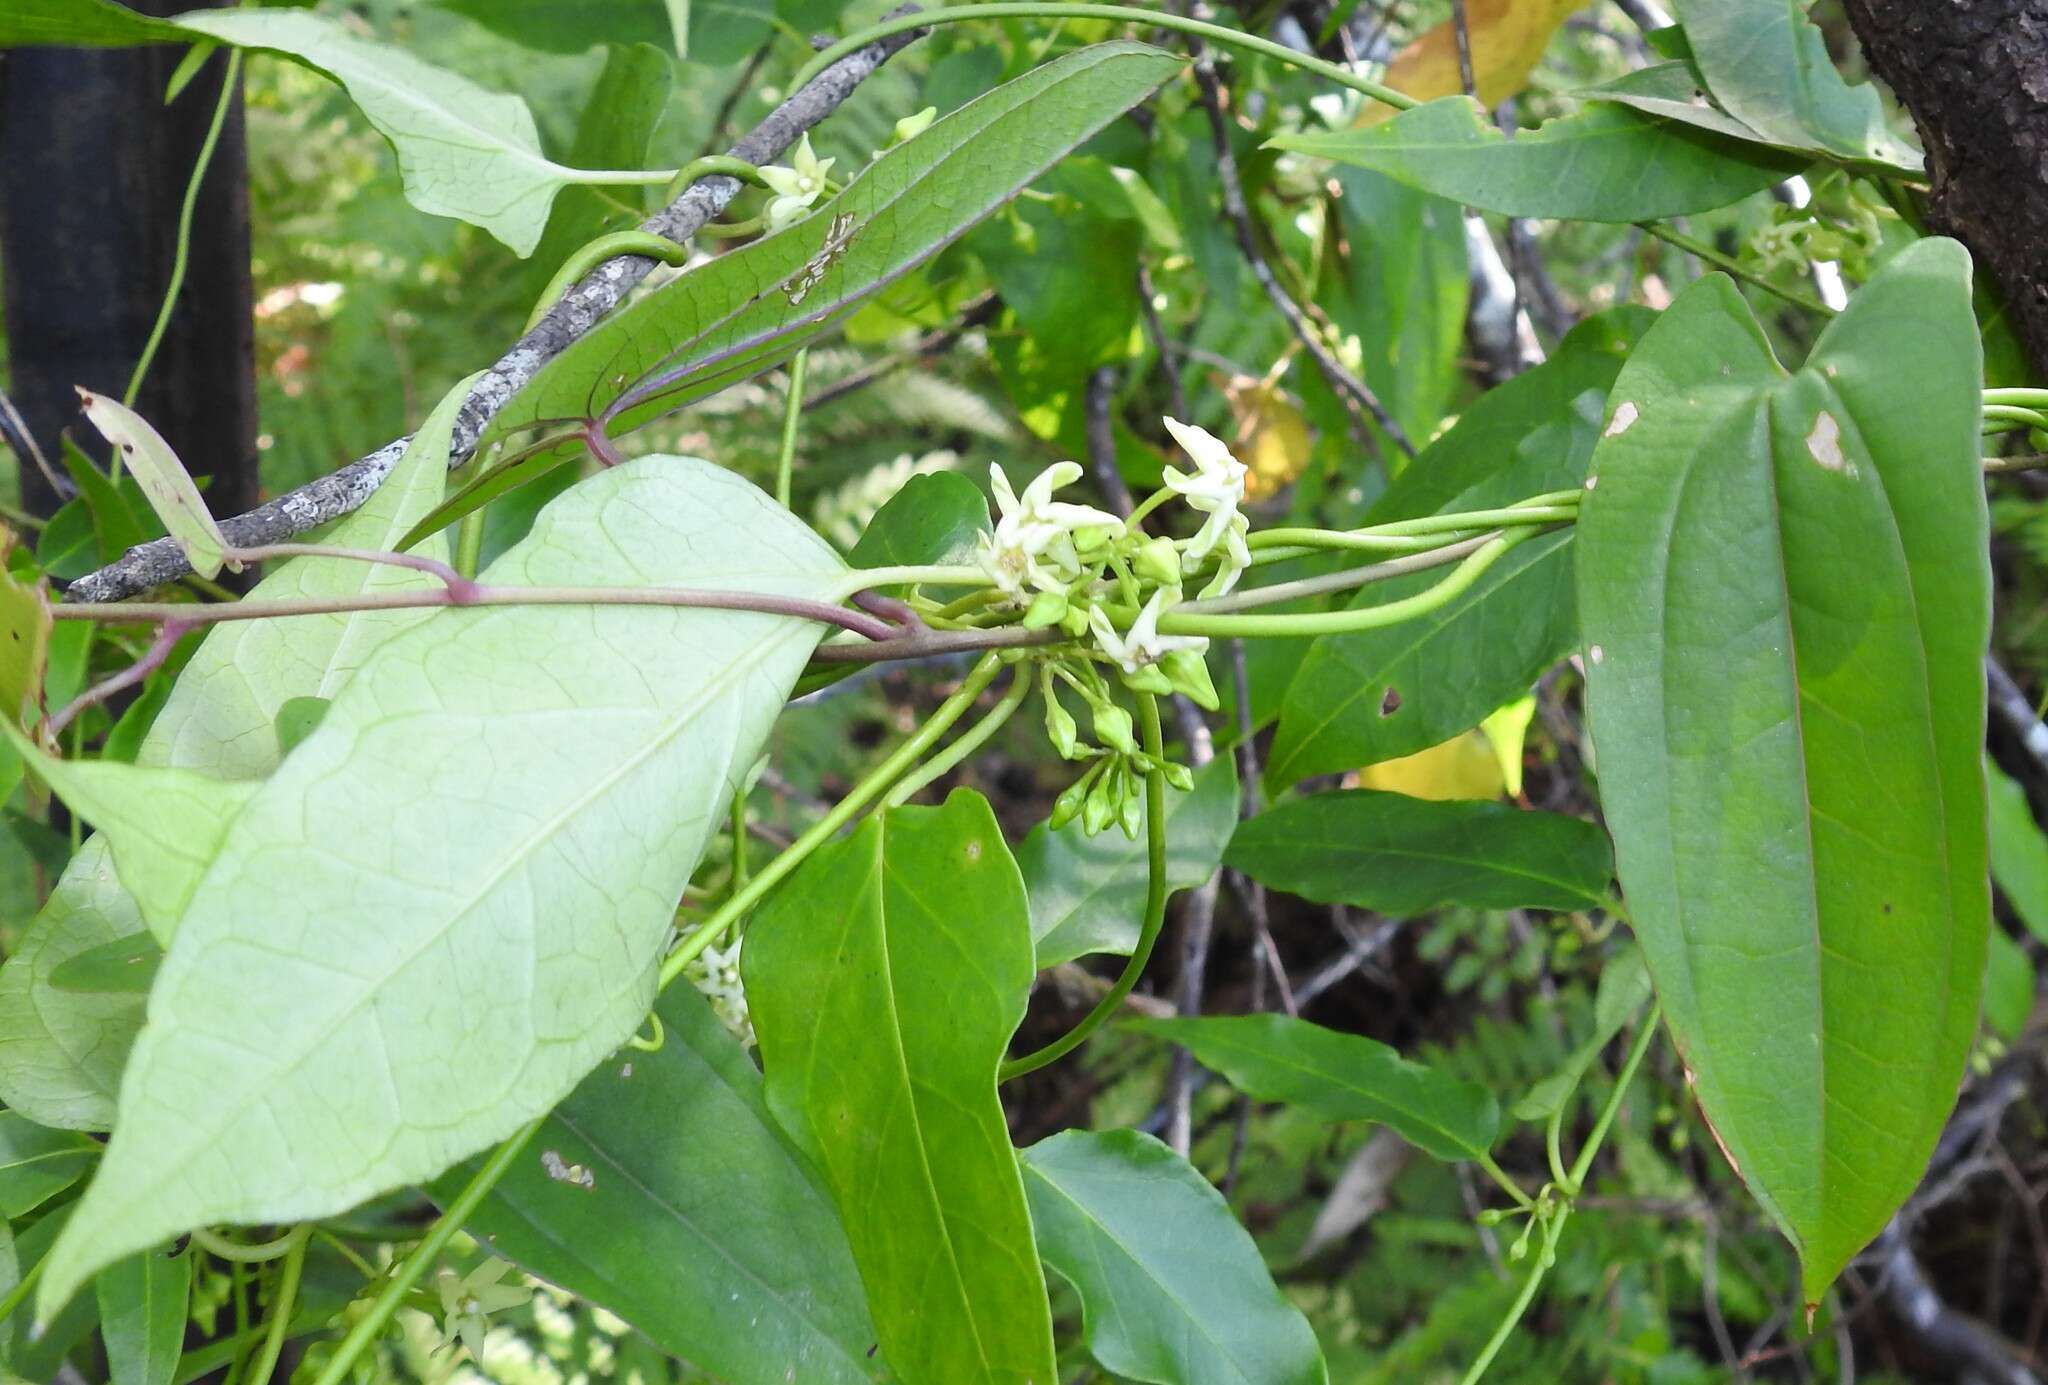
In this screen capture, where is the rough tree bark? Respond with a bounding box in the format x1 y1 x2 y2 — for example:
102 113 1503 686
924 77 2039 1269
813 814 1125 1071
1841 0 2048 380
0 0 258 520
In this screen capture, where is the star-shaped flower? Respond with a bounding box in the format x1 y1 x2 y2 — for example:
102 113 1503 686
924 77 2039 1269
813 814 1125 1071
761 134 835 231
437 1258 531 1363
977 462 1121 600
1089 589 1209 674
1159 417 1252 596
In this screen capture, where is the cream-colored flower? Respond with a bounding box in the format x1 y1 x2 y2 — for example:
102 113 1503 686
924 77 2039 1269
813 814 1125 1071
437 1258 531 1362
1159 417 1252 596
682 936 753 1047
1089 589 1209 674
978 462 1120 599
760 134 835 230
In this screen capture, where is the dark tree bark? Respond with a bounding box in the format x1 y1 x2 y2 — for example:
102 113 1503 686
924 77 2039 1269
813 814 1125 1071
1841 0 2048 380
0 0 258 521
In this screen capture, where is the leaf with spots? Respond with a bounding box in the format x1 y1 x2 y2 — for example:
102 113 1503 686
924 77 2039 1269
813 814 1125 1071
35 457 847 1320
1578 238 1989 1304
746 790 1057 1384
75 392 226 582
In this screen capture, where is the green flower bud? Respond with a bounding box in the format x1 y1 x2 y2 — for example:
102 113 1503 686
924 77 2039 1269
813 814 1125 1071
1050 761 1102 831
1083 762 1121 835
1161 648 1219 711
1043 691 1079 759
1092 701 1137 755
1160 760 1194 792
1059 601 1091 638
1132 535 1182 587
1022 589 1069 630
1070 523 1113 557
892 105 938 143
1117 763 1145 839
1120 663 1174 697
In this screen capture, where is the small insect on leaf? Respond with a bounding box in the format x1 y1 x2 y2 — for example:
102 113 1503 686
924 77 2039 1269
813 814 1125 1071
75 389 229 580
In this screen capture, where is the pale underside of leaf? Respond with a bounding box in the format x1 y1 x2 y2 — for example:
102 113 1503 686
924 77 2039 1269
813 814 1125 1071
39 458 845 1316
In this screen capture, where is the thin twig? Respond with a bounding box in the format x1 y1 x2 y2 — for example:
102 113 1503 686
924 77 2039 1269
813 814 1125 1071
64 12 929 604
1136 262 1190 423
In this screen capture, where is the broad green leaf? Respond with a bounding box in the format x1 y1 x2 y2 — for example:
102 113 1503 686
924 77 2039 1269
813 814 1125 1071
3 727 256 945
1129 1015 1499 1161
61 436 154 565
75 390 226 581
0 0 182 46
1021 1129 1327 1385
747 791 1056 1385
1022 755 1238 967
1984 930 2032 1043
1265 309 1654 787
1989 760 2048 945
1269 96 1803 222
0 380 467 1132
520 43 674 304
449 987 884 1384
96 1247 190 1385
39 457 846 1318
2 1207 96 1383
1226 791 1614 915
1579 60 1782 146
437 0 671 52
49 933 163 996
146 372 466 780
1578 238 1990 1303
0 1111 99 1217
974 198 1142 370
172 9 611 255
1670 0 1923 173
0 839 148 1130
0 560 51 736
478 43 1180 483
846 471 990 569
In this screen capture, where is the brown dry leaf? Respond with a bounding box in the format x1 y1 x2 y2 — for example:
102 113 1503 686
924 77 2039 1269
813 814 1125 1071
1222 375 1314 499
1363 0 1593 124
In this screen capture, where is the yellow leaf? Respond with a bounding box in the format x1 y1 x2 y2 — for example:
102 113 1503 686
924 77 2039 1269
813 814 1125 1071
1479 694 1537 798
1221 376 1313 499
0 530 52 738
1355 731 1506 801
1363 0 1592 124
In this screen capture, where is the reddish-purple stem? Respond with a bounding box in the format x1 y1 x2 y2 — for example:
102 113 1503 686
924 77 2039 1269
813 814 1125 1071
47 620 192 740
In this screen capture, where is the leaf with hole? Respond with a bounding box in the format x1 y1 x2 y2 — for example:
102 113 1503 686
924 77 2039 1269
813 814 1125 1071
1227 790 1614 916
1269 96 1804 222
75 391 226 581
1129 1014 1499 1161
36 457 847 1319
746 790 1056 1384
1022 1129 1327 1385
447 986 884 1384
1578 237 1989 1303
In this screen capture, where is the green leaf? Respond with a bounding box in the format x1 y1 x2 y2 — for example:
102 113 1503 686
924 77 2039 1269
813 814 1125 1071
1022 755 1238 967
1512 946 1651 1122
3 728 257 946
747 791 1056 1384
1578 60 1783 146
1021 1129 1327 1385
1129 1015 1499 1161
172 8 613 255
0 380 469 1133
0 0 183 46
61 436 154 565
435 0 670 53
75 390 226 580
1268 96 1803 222
1578 238 1990 1303
96 1247 190 1385
846 471 990 569
2 1206 96 1383
273 696 330 759
1670 0 1923 173
479 43 1180 480
0 1111 99 1218
1984 930 2032 1043
1226 791 1614 915
1989 760 2048 945
975 198 1141 370
38 457 846 1318
0 839 148 1130
48 933 164 996
0 561 51 737
449 986 884 1384
1264 311 1655 785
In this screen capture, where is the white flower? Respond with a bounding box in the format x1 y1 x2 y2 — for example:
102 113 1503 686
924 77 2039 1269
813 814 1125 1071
1089 589 1209 674
760 134 835 230
978 461 1120 599
437 1258 531 1362
683 936 753 1047
1159 417 1252 596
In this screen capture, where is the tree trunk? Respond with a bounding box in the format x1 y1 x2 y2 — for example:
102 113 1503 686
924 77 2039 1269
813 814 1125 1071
0 0 258 523
1840 0 2048 380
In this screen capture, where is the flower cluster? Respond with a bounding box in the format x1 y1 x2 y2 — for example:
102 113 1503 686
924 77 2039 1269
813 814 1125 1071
760 134 834 232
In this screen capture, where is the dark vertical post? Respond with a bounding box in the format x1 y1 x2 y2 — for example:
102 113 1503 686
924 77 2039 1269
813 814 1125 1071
0 0 259 524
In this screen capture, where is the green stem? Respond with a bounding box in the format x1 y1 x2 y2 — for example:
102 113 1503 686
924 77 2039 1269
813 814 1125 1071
241 1229 310 1385
794 5 1419 109
777 349 810 508
190 1225 305 1265
0 1253 43 1326
1981 403 2048 429
729 787 750 896
657 154 774 203
126 51 242 406
1641 221 1834 317
557 166 690 187
658 653 1005 988
1476 1152 1534 1211
453 511 485 582
1565 1002 1661 1193
1162 527 1532 637
524 229 691 333
1124 486 1175 532
1001 694 1169 1081
884 664 1030 806
308 1117 544 1385
1458 1213 1568 1385
1984 387 2048 407
1246 498 1581 553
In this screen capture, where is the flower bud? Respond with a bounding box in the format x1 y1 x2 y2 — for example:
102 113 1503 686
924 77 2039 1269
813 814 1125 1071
1050 762 1101 831
1022 589 1069 630
1132 535 1182 587
1117 764 1145 839
1091 701 1137 755
1058 601 1091 638
1070 523 1113 557
1043 693 1079 759
1161 648 1219 710
1119 663 1175 697
1083 763 1121 835
1160 760 1194 792
892 105 938 144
